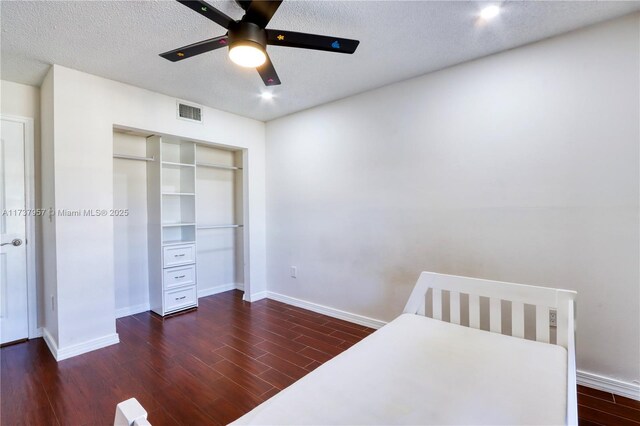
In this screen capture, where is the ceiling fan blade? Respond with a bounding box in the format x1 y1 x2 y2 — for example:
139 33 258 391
177 0 235 29
257 53 281 86
266 30 359 54
160 35 229 62
242 0 282 28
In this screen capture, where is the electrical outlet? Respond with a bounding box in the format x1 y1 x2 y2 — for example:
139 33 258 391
549 310 557 327
290 266 297 278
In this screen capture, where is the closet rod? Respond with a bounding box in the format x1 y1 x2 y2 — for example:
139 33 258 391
196 162 242 171
197 224 244 230
113 154 155 162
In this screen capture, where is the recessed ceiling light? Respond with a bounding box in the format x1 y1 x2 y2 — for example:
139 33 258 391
479 5 501 20
260 92 274 101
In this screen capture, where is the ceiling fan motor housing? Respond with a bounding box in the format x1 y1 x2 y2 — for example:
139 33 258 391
228 21 267 51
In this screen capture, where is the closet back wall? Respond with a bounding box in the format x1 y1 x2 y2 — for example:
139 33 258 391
196 145 244 294
265 14 640 386
113 131 149 317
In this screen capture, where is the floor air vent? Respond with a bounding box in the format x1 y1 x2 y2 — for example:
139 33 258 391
177 101 202 123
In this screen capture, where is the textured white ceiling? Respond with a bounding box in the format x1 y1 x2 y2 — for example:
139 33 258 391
2 1 639 121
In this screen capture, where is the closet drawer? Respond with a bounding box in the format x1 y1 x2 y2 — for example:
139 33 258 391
164 265 196 290
164 285 197 313
163 244 195 268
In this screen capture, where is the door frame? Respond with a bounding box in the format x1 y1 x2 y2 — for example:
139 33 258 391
1 114 38 339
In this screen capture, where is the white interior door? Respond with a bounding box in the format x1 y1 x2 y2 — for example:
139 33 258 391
0 118 29 344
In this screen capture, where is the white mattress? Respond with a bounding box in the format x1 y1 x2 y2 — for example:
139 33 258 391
231 313 567 425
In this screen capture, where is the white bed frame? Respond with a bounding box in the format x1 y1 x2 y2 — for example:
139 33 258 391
404 271 578 426
115 271 577 426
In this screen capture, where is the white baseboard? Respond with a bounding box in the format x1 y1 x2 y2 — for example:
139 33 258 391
30 327 43 338
42 327 58 359
115 303 150 319
42 328 120 361
265 291 386 329
577 370 640 401
198 283 237 298
247 290 268 302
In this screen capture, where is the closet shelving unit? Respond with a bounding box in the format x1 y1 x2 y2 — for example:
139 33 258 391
147 136 198 316
115 132 248 317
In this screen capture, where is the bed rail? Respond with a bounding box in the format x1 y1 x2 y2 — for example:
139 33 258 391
403 271 577 425
114 398 151 426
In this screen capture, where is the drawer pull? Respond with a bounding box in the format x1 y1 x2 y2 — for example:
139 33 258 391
176 296 186 301
175 275 186 279
174 253 185 257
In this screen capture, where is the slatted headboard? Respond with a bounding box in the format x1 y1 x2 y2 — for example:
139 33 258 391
403 271 578 425
403 271 576 347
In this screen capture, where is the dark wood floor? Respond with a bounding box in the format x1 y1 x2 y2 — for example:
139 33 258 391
1 290 638 425
578 385 640 425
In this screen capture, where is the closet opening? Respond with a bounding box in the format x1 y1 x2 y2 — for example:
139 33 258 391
113 128 248 318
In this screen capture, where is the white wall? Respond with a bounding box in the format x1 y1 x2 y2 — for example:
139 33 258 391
266 14 640 387
0 80 43 331
40 71 58 343
1 80 40 124
41 65 266 358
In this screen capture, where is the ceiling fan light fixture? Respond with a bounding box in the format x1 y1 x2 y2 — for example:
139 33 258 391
161 0 361 86
228 41 266 68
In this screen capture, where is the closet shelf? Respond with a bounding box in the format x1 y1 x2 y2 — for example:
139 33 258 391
162 161 195 167
162 192 195 196
162 223 196 227
196 162 242 171
113 154 155 162
197 224 244 229
162 240 196 246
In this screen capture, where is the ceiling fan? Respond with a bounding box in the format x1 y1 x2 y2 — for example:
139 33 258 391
160 0 360 86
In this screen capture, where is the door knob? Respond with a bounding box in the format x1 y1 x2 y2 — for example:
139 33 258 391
1 239 22 247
